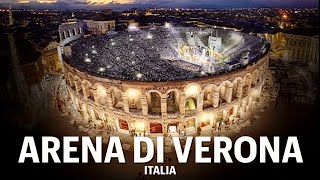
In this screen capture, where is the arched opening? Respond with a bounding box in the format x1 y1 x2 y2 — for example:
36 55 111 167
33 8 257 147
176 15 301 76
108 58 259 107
68 74 75 90
80 103 89 120
232 78 242 101
185 83 201 97
185 97 197 111
203 86 214 109
133 121 145 136
150 123 162 133
96 85 107 105
87 89 94 101
67 30 71 37
167 122 179 134
257 68 263 84
82 81 93 101
252 70 259 88
147 92 161 115
74 76 82 95
219 83 228 105
111 87 123 110
118 119 129 130
166 91 180 114
243 74 252 97
200 113 213 128
127 89 142 113
182 118 196 135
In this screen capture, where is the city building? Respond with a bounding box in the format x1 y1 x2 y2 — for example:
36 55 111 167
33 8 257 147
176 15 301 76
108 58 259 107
264 32 319 69
41 41 62 74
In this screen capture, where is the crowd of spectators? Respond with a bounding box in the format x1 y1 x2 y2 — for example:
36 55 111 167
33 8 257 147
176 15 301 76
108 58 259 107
68 27 268 81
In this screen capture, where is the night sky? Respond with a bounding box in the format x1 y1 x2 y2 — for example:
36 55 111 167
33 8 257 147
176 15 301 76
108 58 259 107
0 0 318 9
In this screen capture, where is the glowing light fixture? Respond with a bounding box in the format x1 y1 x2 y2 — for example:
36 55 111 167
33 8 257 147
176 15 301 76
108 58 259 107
128 23 138 30
127 88 140 98
135 122 145 132
201 113 213 123
84 58 91 63
146 33 153 39
98 67 105 72
165 22 171 28
136 73 142 78
185 84 200 96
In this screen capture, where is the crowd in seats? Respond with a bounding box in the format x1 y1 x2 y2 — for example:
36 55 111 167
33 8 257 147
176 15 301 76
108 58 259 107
68 27 268 81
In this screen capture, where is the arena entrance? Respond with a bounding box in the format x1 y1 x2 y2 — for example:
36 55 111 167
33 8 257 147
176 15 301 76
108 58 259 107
200 119 211 127
184 119 196 135
150 123 163 134
117 119 129 134
133 122 145 136
185 97 197 111
168 122 179 136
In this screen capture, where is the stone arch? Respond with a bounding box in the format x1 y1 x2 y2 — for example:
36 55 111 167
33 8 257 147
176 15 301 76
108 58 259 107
252 69 259 87
232 77 243 100
80 102 89 121
202 84 218 109
185 97 197 111
126 88 142 113
258 66 264 83
166 89 181 114
68 72 75 88
263 63 268 75
70 93 80 111
109 86 124 110
243 73 252 97
87 105 96 122
66 30 70 38
218 80 233 104
63 31 67 39
146 90 162 115
95 84 108 105
81 80 93 101
64 72 70 85
199 113 214 128
73 28 77 36
184 82 202 98
73 75 82 94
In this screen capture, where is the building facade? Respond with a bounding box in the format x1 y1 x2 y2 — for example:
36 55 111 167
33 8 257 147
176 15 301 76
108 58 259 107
62 53 269 136
83 20 116 35
41 41 62 74
264 32 319 68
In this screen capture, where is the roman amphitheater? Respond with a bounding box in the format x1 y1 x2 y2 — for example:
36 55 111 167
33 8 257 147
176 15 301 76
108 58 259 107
58 24 272 138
